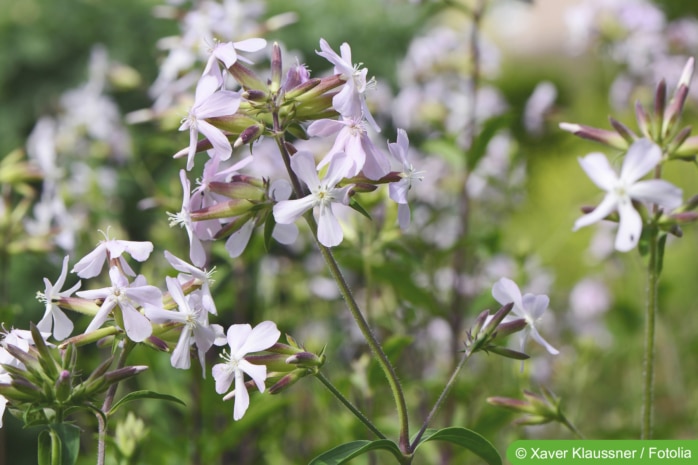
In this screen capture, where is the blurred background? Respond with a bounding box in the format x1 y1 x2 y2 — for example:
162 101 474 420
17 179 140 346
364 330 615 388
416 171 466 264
1 0 698 464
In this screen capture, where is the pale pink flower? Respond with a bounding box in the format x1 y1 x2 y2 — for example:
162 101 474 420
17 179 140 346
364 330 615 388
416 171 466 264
212 321 280 420
77 267 160 342
273 151 353 247
168 170 207 267
179 75 240 170
72 229 153 279
316 39 380 132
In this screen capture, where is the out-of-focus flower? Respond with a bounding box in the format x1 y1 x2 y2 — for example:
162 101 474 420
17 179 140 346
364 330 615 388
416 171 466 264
36 256 81 341
388 129 422 229
492 277 558 355
573 139 682 252
524 81 557 135
212 321 281 420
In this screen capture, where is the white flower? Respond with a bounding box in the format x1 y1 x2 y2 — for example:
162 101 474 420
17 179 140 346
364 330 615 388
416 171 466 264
36 256 81 340
164 250 216 315
212 321 280 420
178 75 241 170
72 229 154 279
146 277 216 375
273 151 354 247
316 39 380 132
168 170 207 267
77 267 160 342
388 129 423 230
492 277 558 355
573 139 683 252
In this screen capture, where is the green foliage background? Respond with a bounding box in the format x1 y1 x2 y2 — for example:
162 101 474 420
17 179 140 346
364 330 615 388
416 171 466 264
1 0 697 464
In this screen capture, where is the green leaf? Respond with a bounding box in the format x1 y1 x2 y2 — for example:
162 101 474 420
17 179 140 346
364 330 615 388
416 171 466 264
263 211 275 251
54 424 81 465
308 439 404 465
109 390 185 416
349 198 372 220
414 427 501 465
38 430 51 465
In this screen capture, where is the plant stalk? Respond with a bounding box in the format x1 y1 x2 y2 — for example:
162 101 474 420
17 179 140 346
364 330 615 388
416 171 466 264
642 226 659 439
315 372 387 440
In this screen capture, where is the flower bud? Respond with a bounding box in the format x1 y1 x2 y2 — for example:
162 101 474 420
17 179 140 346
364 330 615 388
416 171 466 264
285 351 326 369
208 181 265 200
653 79 667 138
635 101 652 139
608 117 637 144
243 89 268 102
104 365 148 386
228 62 267 92
267 369 308 395
558 123 627 150
55 370 72 402
190 199 257 221
233 124 263 148
270 42 282 93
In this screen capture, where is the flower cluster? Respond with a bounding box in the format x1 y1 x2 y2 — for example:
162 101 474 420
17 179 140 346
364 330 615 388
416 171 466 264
167 37 421 253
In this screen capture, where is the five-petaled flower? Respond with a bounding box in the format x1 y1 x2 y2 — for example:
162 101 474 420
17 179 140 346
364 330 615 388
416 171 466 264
72 229 153 279
77 267 161 343
178 74 241 170
212 321 281 420
573 139 683 252
492 277 559 356
273 151 354 247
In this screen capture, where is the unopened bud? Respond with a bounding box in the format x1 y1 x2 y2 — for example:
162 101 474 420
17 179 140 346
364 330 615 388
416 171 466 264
558 122 627 150
190 199 256 221
234 124 263 148
270 42 282 93
493 318 527 339
654 79 667 138
285 351 325 369
228 62 267 92
245 353 295 373
104 365 148 386
635 101 652 139
55 369 72 402
608 117 637 144
267 370 307 395
243 89 268 102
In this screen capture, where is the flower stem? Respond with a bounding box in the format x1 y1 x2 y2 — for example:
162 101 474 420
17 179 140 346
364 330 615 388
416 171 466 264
411 347 473 450
272 123 411 453
315 372 387 440
560 413 585 439
642 226 660 439
96 340 134 465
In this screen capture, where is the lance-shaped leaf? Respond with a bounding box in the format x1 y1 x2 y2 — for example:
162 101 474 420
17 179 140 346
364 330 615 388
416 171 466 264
308 439 404 465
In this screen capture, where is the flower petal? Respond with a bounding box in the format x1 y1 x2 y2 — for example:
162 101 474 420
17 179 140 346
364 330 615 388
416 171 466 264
629 179 683 211
620 139 661 184
212 363 234 394
492 277 523 310
239 359 268 392
577 153 618 192
121 304 153 343
237 321 280 355
233 370 250 420
573 193 619 231
615 198 643 252
317 204 344 247
273 197 316 224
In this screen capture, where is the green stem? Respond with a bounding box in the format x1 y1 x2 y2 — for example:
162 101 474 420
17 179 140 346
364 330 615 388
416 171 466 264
315 372 387 440
50 428 61 465
96 340 134 465
411 348 473 450
642 226 659 439
272 124 411 453
560 414 585 439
